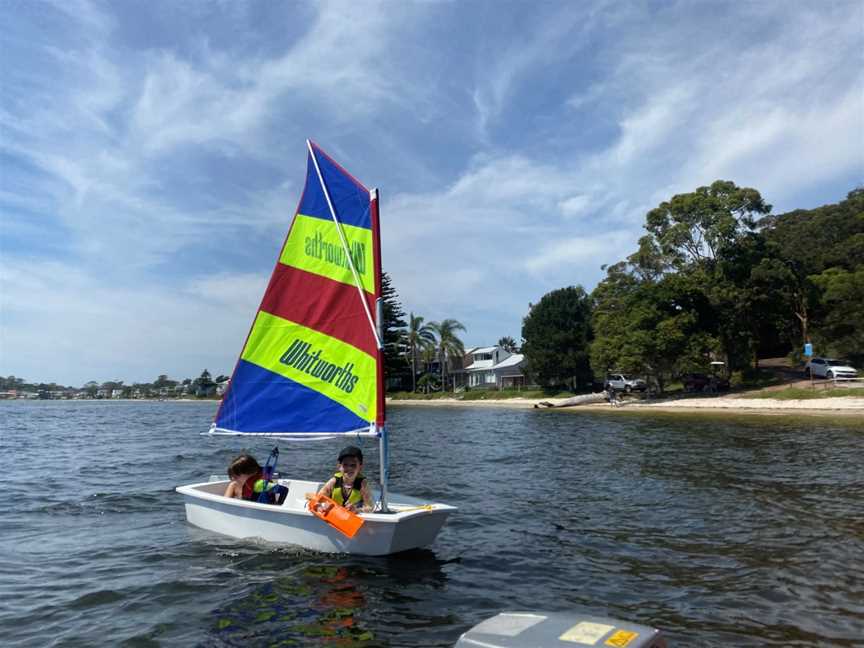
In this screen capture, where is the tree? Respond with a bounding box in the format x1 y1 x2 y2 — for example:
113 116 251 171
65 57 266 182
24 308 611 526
759 187 864 349
644 180 771 269
590 265 715 392
404 312 436 392
636 181 772 370
428 319 467 391
521 286 593 390
497 336 519 353
193 370 215 397
810 267 864 363
380 272 409 391
153 374 177 389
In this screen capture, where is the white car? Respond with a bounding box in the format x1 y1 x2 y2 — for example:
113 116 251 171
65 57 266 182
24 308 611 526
805 357 859 380
605 373 647 392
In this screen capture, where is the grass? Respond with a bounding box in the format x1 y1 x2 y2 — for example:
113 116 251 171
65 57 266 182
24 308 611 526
747 386 864 400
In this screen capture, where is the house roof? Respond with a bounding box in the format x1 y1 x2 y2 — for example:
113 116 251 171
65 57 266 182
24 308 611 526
494 353 524 368
466 353 525 372
472 346 497 354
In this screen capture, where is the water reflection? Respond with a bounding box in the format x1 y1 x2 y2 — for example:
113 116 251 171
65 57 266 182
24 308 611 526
207 564 374 647
205 550 454 647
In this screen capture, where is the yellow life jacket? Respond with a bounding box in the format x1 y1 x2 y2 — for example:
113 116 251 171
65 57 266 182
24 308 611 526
332 471 365 507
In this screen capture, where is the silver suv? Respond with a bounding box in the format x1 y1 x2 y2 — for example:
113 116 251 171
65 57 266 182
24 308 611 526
605 373 647 393
805 357 858 380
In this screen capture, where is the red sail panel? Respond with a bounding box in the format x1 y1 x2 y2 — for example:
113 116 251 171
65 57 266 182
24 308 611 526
259 263 378 357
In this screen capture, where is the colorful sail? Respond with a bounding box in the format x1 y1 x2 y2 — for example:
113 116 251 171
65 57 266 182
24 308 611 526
213 141 383 437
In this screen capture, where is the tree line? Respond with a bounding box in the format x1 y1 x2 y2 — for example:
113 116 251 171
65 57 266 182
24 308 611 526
1 370 229 398
519 181 863 392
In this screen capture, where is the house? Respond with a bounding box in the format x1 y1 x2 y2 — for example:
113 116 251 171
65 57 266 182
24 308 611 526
216 378 230 396
464 346 527 390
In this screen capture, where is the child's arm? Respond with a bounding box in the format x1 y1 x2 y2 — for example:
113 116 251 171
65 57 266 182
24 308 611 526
359 479 374 512
316 477 336 498
223 481 240 498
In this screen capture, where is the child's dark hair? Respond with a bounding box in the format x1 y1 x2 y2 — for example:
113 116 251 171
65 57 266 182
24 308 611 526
338 446 363 463
228 454 261 478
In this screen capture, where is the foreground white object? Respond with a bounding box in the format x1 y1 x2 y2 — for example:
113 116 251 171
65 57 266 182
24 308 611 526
454 612 666 648
176 478 456 556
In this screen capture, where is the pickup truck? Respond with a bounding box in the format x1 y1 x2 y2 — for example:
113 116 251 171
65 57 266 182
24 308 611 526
605 373 647 393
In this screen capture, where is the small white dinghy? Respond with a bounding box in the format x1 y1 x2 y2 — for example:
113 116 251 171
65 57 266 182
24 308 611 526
177 479 455 556
176 141 456 555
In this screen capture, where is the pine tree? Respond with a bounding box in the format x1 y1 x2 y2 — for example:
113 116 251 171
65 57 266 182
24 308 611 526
381 272 409 390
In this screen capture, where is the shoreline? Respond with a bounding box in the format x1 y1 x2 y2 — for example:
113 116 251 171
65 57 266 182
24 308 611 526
387 395 864 418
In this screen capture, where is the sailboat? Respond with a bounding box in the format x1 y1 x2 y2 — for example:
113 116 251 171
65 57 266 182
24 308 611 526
176 140 456 556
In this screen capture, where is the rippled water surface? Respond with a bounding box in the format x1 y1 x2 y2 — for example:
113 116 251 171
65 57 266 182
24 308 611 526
1 401 863 647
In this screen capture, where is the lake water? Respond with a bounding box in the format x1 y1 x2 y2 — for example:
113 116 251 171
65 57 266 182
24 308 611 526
1 401 862 647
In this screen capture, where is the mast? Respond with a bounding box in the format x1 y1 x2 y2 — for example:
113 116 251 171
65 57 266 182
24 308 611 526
370 187 390 512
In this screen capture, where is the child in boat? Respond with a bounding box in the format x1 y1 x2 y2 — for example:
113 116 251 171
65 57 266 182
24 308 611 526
313 445 374 513
224 453 287 504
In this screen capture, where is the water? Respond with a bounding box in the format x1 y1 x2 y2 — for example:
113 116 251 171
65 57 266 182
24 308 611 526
1 401 862 647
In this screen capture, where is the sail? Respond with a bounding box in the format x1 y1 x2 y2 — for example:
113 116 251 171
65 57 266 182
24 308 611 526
213 141 383 437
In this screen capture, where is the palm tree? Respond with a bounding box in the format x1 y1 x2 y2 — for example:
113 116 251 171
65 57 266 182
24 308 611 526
404 313 436 392
497 336 519 353
429 319 467 391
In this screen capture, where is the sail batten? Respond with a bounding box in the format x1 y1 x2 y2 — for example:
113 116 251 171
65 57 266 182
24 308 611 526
214 141 382 437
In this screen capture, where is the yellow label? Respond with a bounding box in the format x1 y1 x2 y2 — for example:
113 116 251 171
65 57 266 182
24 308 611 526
560 622 614 643
605 629 639 647
281 214 374 294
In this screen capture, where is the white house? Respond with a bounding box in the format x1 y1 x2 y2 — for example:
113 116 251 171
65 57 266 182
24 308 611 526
216 378 231 396
465 346 527 389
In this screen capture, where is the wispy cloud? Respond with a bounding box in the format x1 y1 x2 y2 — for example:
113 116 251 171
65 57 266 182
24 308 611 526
1 1 861 384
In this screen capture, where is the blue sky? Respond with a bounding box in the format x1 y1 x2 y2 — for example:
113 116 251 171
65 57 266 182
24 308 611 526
2 0 862 387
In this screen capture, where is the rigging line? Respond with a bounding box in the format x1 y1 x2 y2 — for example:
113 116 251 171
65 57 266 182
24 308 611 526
306 139 381 350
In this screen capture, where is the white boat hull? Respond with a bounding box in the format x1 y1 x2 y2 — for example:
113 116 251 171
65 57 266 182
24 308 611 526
176 478 455 556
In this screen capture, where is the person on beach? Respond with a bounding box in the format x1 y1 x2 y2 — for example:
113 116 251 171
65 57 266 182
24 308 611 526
606 384 620 407
224 453 286 504
312 445 374 513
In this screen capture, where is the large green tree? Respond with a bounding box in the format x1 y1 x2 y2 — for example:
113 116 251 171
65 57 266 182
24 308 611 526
521 286 593 390
590 264 715 392
635 180 773 370
759 187 864 357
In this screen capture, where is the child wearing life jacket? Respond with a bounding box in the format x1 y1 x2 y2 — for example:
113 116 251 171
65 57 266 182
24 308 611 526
223 453 264 500
224 452 288 504
314 445 374 513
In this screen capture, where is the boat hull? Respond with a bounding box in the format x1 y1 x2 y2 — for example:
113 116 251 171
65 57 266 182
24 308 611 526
176 479 455 556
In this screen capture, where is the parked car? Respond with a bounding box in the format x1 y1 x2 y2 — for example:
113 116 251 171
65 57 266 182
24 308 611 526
605 373 647 392
681 372 730 393
805 357 859 380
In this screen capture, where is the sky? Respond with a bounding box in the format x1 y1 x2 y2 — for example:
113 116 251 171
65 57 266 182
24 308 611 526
1 0 862 387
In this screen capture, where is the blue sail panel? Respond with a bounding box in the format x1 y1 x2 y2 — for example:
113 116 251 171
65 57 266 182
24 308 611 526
297 145 371 229
215 360 370 434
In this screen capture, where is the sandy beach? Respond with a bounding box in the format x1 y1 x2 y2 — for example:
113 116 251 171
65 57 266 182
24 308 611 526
388 394 864 418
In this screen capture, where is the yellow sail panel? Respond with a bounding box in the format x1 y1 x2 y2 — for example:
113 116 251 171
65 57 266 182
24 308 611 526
241 311 377 423
280 214 375 295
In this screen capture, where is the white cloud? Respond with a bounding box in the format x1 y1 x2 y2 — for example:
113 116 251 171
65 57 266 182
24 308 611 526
0 261 262 385
2 1 861 381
